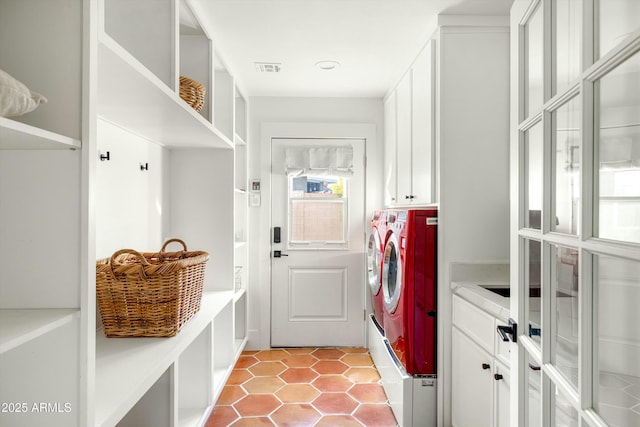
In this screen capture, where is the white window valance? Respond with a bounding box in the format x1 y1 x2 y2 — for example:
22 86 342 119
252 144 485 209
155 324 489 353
285 146 354 176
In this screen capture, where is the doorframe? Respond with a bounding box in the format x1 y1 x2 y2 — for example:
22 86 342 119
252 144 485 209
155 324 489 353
258 122 378 350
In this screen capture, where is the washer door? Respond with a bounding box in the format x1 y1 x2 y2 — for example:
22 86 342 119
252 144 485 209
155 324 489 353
382 233 402 313
367 231 382 295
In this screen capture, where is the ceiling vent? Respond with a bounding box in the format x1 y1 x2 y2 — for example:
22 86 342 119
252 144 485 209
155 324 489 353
255 62 282 73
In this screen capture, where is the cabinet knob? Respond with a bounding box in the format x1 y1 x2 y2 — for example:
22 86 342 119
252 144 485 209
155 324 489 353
405 195 410 199
494 373 503 381
481 363 490 370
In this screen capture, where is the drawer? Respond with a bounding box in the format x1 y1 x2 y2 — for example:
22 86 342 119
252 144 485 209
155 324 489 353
452 295 495 354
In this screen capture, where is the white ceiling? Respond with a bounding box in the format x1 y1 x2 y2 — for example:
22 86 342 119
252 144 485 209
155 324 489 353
191 0 513 98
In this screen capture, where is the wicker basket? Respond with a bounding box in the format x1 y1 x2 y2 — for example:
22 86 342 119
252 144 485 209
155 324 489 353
96 239 209 338
179 75 206 112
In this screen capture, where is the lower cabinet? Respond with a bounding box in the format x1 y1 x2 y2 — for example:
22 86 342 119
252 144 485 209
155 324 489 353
451 295 510 427
451 326 493 427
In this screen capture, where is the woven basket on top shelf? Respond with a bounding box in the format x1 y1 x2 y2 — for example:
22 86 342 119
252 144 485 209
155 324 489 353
96 238 209 338
179 75 206 112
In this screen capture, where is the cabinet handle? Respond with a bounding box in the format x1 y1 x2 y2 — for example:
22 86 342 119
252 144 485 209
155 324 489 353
494 373 503 381
528 363 541 371
482 363 490 370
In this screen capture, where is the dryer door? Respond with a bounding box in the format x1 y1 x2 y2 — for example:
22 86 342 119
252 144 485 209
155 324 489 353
382 233 402 313
367 231 382 295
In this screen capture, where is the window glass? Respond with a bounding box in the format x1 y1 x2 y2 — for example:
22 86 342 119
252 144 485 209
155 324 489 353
527 353 542 427
599 0 640 59
289 176 347 247
526 122 544 230
596 51 640 244
553 95 581 235
526 3 544 117
552 245 579 388
528 239 542 348
595 255 640 427
553 383 580 426
555 0 582 94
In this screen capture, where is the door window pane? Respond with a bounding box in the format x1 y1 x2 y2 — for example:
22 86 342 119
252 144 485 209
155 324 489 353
553 383 580 427
526 3 544 117
598 0 640 59
596 51 640 244
555 0 582 94
527 353 542 427
528 240 542 348
552 245 579 388
289 176 347 246
553 95 581 235
595 255 640 427
525 122 544 230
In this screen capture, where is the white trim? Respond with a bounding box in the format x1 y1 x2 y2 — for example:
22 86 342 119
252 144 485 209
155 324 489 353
258 122 376 350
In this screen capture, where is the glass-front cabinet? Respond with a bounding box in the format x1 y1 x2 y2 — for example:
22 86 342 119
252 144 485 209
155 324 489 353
512 1 640 426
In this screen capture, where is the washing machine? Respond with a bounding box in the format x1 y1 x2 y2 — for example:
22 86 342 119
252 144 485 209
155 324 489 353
367 210 387 330
382 207 438 375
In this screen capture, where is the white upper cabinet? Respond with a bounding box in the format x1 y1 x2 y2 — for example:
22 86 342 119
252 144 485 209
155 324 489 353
396 70 413 204
383 92 397 206
384 40 435 206
411 41 435 205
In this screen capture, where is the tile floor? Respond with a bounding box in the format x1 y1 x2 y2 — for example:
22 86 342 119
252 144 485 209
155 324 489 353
205 348 398 427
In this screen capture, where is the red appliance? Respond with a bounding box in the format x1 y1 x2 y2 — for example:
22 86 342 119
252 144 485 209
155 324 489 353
382 208 437 375
368 210 388 330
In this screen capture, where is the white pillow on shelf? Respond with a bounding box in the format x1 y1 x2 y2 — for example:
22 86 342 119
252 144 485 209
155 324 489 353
0 69 48 117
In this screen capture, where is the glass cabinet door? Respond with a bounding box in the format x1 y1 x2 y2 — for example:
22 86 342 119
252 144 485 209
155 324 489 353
512 1 640 426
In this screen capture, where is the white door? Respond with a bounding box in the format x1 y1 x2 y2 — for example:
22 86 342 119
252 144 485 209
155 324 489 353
271 138 366 347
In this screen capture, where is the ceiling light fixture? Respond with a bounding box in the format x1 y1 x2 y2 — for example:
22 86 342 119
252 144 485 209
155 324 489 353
315 60 340 71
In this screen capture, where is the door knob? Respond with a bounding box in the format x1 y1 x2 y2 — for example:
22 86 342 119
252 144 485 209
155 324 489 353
482 363 490 370
273 250 288 258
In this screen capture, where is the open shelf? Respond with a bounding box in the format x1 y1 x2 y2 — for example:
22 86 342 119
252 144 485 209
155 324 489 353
0 117 81 150
0 309 79 354
97 34 232 149
95 291 232 427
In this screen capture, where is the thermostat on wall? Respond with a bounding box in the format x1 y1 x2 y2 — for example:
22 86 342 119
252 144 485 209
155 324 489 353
250 179 261 206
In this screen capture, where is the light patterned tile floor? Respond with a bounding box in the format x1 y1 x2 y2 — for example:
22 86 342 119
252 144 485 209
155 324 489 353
205 348 398 427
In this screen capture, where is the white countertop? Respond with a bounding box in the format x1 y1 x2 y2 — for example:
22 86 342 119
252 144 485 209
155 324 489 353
449 261 511 322
450 281 510 323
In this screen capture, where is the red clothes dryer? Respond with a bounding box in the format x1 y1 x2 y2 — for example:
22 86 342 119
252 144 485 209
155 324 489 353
367 210 388 330
382 207 438 375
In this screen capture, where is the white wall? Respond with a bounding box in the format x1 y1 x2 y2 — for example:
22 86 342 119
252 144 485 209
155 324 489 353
95 120 166 260
246 96 384 349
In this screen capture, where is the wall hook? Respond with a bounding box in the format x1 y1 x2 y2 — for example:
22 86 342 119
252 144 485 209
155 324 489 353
140 162 149 171
99 151 110 161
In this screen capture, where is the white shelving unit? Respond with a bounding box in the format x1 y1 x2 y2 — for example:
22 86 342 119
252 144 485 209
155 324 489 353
233 85 249 357
0 0 249 425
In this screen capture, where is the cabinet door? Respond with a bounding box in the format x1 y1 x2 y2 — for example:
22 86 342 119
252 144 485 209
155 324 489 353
494 360 510 427
396 70 412 203
411 41 434 204
452 326 493 427
383 91 398 206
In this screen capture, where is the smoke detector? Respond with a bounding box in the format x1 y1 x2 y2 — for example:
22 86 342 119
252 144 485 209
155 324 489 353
255 62 282 73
